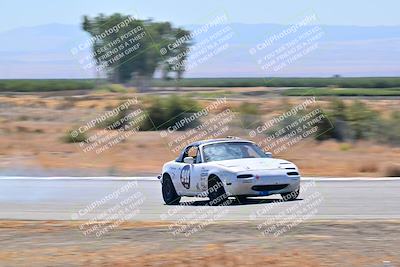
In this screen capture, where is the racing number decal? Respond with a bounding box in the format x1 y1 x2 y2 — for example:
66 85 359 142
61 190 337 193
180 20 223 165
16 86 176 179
180 165 191 189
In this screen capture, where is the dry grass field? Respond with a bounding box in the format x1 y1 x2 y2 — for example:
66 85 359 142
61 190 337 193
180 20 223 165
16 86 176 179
0 89 399 177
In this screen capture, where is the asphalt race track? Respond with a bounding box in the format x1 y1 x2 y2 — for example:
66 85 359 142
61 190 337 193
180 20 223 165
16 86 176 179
0 177 399 221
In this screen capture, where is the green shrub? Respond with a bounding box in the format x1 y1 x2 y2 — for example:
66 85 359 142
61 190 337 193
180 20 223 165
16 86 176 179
96 83 136 93
62 129 88 143
317 100 380 141
375 111 400 145
97 108 130 130
316 99 400 145
339 143 352 151
346 101 380 140
140 96 202 131
236 102 262 129
316 98 347 141
387 111 400 144
263 97 396 144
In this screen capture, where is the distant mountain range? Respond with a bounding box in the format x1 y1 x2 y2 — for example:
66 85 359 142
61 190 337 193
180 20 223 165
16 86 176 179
0 23 399 79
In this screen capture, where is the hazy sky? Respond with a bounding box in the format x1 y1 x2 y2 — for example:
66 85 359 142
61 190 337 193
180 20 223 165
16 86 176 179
1 0 400 32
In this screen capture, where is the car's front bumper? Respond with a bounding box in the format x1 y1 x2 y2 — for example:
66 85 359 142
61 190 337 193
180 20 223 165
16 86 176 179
224 169 300 197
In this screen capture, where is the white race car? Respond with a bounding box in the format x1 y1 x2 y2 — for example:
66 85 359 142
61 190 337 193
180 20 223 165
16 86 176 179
159 137 300 205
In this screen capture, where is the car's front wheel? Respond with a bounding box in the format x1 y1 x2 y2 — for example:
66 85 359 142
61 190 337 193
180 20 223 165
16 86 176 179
236 196 247 204
162 175 181 205
281 188 300 201
208 175 228 206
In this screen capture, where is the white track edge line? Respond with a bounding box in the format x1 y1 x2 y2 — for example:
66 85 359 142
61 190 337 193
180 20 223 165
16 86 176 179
0 176 399 181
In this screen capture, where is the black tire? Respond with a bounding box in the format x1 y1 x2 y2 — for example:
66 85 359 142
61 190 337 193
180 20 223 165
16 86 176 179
208 175 228 206
281 188 300 201
162 175 181 205
236 196 247 204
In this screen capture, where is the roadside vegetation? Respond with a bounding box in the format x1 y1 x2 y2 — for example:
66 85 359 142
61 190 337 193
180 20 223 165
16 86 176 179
232 97 400 146
62 129 88 143
95 83 136 93
140 96 202 130
152 77 400 88
2 78 400 93
66 94 400 146
282 87 400 96
71 95 203 133
0 79 96 92
314 99 400 145
235 102 262 129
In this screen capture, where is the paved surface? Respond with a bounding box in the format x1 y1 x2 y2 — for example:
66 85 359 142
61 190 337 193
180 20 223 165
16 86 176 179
0 178 399 220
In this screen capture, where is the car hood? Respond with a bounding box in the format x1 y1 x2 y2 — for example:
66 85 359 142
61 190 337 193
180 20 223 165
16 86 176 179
212 158 295 172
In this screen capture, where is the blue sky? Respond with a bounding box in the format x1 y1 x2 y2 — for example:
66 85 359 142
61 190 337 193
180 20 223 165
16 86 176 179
1 0 400 32
0 0 399 78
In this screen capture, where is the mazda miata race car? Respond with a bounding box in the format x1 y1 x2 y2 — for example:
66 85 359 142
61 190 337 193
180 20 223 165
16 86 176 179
159 137 300 205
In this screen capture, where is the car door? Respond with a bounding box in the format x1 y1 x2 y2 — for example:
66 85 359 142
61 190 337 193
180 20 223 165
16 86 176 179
190 148 209 194
173 145 200 195
165 160 187 195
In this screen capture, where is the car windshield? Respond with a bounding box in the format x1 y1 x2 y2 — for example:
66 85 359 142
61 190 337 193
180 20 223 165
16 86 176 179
202 142 268 162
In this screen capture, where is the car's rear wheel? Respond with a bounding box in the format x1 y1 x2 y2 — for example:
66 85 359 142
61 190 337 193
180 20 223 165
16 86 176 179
162 175 181 205
281 188 300 201
208 175 228 206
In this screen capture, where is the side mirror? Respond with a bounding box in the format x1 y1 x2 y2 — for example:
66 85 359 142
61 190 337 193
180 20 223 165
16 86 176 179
183 157 194 164
265 152 273 158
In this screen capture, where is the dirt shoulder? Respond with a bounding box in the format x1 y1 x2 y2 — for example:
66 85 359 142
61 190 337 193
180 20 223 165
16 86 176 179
0 220 398 266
